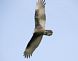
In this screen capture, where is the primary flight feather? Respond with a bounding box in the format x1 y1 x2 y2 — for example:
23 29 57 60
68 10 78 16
24 0 53 58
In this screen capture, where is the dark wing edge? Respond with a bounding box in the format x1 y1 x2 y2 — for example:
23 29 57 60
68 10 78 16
24 32 43 58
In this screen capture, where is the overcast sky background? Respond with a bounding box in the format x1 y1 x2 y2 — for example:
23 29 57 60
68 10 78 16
0 0 78 61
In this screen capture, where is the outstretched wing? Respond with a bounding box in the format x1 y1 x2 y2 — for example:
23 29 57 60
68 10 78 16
24 0 46 58
35 0 46 32
24 32 43 58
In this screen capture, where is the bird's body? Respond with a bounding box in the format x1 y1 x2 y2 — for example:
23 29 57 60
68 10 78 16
24 0 53 58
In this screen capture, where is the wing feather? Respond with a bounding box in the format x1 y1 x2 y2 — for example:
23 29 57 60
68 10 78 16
24 0 46 58
35 0 46 31
24 32 43 58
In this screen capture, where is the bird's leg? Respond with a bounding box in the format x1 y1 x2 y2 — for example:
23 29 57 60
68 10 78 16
44 30 53 36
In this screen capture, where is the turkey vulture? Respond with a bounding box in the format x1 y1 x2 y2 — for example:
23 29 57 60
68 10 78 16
24 0 53 58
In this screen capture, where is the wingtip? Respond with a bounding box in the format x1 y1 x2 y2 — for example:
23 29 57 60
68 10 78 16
23 50 32 58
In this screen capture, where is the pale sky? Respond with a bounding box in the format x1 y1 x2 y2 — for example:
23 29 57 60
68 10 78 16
0 0 78 61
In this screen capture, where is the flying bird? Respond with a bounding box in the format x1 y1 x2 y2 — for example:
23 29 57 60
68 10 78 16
24 0 53 58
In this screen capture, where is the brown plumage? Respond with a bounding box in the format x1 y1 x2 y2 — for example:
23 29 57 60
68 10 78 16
24 0 53 58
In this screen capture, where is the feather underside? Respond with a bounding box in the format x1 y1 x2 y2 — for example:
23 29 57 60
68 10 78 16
24 0 46 58
24 32 43 58
35 0 46 31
